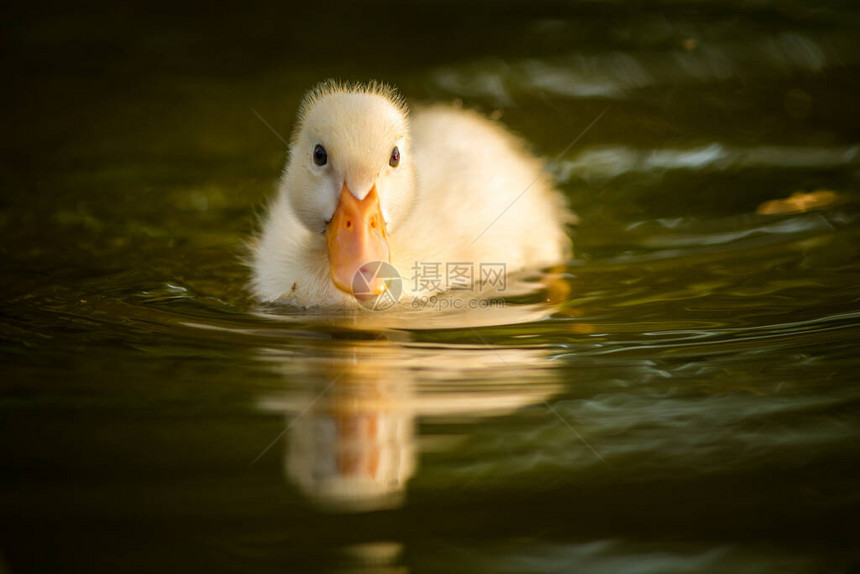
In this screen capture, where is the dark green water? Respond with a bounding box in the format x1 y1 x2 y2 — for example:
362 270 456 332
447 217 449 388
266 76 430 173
2 2 860 572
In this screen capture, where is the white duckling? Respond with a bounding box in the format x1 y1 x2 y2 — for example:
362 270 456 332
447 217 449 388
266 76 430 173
250 80 573 307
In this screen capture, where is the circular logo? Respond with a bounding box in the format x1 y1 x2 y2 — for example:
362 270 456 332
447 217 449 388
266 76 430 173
352 261 402 311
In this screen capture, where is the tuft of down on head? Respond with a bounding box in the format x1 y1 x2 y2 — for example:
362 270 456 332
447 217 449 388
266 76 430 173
291 80 408 147
282 79 416 236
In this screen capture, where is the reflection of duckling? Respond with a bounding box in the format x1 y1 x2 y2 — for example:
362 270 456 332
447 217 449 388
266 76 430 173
251 80 573 306
336 541 405 574
285 372 415 513
258 343 562 512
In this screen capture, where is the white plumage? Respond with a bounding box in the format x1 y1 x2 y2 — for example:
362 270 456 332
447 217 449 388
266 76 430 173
250 80 573 307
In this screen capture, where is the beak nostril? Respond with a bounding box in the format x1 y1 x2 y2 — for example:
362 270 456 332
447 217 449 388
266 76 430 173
327 182 391 297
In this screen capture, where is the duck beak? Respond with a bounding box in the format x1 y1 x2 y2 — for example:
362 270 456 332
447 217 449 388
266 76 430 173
325 184 391 298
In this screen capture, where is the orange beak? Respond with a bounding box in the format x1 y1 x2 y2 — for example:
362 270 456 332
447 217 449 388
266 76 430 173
325 184 390 298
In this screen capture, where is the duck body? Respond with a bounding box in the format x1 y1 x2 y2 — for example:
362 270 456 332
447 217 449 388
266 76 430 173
251 81 573 307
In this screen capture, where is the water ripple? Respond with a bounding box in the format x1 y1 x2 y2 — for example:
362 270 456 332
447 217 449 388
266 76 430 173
555 144 859 183
433 31 857 103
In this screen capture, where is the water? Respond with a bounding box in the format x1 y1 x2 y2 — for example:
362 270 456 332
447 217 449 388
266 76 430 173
2 1 859 572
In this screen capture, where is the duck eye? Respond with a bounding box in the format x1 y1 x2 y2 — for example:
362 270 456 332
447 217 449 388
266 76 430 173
313 144 328 166
389 146 400 168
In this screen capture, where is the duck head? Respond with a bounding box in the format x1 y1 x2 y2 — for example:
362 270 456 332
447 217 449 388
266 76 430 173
282 81 415 299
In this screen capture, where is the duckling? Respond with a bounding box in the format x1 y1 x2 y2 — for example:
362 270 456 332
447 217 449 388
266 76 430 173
250 80 572 307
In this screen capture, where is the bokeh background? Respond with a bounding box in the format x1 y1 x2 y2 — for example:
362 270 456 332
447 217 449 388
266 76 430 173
2 1 859 573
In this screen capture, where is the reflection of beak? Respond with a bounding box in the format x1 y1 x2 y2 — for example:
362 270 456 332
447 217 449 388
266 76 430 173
325 184 390 297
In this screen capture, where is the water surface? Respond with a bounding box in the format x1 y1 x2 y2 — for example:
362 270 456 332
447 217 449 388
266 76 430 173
1 1 859 572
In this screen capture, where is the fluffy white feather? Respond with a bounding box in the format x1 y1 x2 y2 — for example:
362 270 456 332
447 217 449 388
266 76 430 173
250 80 573 307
